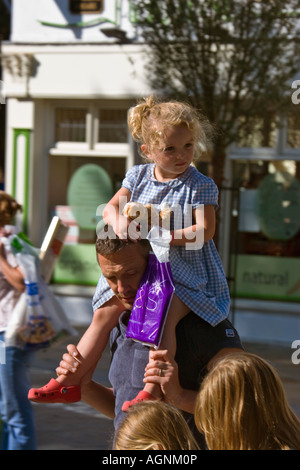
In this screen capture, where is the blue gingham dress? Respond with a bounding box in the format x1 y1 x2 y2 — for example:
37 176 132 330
93 164 230 326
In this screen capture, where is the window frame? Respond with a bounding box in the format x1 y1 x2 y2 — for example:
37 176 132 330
229 113 300 161
52 100 131 154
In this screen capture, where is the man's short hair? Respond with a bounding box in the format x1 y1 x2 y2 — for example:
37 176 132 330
96 225 151 257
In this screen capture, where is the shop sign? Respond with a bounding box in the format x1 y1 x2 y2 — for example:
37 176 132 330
232 254 300 302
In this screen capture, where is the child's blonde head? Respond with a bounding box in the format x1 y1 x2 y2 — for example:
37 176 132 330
195 352 300 450
0 191 22 227
128 95 212 161
114 400 199 450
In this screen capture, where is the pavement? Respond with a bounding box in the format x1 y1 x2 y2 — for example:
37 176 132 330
29 327 300 451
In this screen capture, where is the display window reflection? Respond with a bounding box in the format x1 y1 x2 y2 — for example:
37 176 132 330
229 159 300 302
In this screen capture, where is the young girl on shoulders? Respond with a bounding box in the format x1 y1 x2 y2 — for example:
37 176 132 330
29 95 230 411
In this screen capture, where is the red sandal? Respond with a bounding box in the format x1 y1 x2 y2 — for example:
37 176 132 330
28 379 81 404
122 391 157 412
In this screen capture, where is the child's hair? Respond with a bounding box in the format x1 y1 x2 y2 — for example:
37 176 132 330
0 191 22 227
114 400 199 450
128 95 213 162
194 352 300 450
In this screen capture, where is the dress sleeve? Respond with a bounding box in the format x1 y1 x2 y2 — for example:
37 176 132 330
121 165 140 193
92 274 114 311
192 175 219 208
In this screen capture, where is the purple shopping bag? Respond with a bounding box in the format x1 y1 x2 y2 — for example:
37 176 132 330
126 252 175 348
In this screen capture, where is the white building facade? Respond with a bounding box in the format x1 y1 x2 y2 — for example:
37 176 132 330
2 0 300 343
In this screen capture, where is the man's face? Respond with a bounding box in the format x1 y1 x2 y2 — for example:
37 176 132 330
97 243 148 310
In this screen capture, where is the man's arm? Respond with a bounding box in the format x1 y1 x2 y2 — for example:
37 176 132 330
81 381 115 419
56 344 115 419
143 350 197 414
144 348 244 414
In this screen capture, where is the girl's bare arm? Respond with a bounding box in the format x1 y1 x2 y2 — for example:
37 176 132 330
171 205 215 248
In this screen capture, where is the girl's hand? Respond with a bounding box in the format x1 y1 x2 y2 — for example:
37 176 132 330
115 215 141 242
143 350 184 407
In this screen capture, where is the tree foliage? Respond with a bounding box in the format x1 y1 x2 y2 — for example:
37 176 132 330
131 0 300 185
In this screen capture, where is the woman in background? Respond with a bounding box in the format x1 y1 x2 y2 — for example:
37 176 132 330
0 192 36 450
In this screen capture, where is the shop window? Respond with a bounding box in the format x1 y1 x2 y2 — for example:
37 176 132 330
98 108 128 143
48 155 126 285
48 155 125 242
69 0 104 14
287 112 300 149
229 159 300 303
236 114 277 148
49 101 131 286
55 108 87 143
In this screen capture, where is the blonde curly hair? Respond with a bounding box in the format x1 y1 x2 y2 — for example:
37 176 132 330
128 95 213 162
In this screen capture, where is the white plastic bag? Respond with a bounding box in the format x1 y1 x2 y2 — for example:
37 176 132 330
5 234 77 350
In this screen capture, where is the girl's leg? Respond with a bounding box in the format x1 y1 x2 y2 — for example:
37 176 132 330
56 297 125 386
28 297 125 403
122 295 189 411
